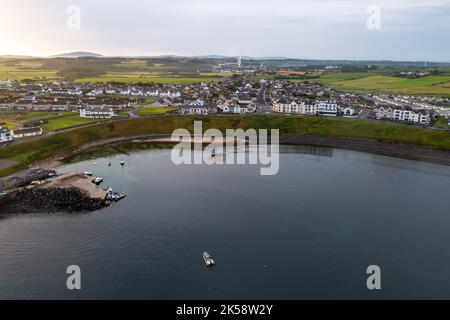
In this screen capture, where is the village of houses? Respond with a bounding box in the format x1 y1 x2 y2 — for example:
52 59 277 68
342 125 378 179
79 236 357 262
1 74 450 144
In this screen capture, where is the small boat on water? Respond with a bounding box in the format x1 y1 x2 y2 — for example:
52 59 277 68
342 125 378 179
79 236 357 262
83 171 93 176
105 188 126 202
0 191 8 197
112 192 126 202
203 252 215 267
120 160 125 166
93 177 104 185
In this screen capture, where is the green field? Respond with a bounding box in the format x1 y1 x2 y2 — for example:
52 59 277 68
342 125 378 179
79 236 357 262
137 106 177 116
40 114 100 131
0 111 99 132
74 72 221 84
0 58 227 84
1 115 450 177
0 65 61 81
294 72 450 97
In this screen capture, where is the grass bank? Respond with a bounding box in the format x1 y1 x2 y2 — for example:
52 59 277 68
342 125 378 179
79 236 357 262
1 115 450 177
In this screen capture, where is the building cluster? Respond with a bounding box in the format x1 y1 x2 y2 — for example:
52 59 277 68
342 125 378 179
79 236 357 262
1 74 449 135
272 99 356 117
268 80 357 117
176 75 260 115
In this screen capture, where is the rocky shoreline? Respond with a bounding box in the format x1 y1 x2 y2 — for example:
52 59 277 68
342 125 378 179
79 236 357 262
0 188 107 215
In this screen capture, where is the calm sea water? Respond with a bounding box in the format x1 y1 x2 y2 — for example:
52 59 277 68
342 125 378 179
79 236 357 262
1 146 450 300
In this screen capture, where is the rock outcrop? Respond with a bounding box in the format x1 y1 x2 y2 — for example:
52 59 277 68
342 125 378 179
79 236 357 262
0 188 107 214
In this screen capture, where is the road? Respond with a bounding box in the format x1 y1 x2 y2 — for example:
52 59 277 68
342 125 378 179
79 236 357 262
128 102 155 118
257 82 271 114
358 108 371 119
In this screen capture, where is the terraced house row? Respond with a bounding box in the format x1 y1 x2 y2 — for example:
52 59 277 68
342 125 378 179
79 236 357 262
272 99 356 117
375 106 431 125
0 126 43 143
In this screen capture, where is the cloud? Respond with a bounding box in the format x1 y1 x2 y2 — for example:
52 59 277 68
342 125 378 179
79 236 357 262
0 0 449 60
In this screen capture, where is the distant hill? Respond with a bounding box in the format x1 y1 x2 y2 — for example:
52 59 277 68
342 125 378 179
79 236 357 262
50 52 104 58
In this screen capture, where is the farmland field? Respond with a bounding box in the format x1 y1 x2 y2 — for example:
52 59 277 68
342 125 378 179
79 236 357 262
74 72 222 84
292 72 450 97
0 111 99 132
0 65 61 81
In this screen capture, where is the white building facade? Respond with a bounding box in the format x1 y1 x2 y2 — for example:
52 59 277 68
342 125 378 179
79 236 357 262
0 126 13 143
80 107 116 119
11 127 43 139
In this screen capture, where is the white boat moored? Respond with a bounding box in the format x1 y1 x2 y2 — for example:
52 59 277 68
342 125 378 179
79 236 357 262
93 177 104 185
203 252 215 267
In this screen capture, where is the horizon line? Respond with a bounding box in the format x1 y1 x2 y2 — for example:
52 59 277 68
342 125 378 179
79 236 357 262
1 52 449 64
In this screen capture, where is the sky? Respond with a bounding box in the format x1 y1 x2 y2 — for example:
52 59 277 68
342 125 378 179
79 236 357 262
0 0 449 61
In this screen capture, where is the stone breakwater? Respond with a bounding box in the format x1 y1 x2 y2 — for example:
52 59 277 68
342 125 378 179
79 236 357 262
0 173 108 215
0 188 107 214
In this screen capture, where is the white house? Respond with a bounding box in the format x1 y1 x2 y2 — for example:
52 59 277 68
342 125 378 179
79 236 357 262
222 104 242 114
11 127 43 139
272 100 338 116
375 106 394 120
80 107 116 119
178 105 209 115
340 107 356 117
0 126 13 143
272 100 299 114
375 106 431 125
298 101 317 115
316 100 338 117
393 109 430 124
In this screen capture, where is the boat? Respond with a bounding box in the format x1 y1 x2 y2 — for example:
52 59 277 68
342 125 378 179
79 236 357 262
83 171 93 176
108 162 112 167
92 177 104 185
93 162 98 166
112 193 126 202
105 189 126 202
203 252 215 267
0 191 8 197
120 160 125 166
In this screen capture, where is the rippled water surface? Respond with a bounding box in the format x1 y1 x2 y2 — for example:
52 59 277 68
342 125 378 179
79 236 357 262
1 146 450 299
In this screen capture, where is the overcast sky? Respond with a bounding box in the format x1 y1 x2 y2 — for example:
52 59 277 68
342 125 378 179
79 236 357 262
0 0 449 61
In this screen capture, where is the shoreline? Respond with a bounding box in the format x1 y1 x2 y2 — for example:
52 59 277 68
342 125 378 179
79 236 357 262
279 135 450 166
2 133 450 190
1 134 450 215
65 134 450 166
33 134 450 169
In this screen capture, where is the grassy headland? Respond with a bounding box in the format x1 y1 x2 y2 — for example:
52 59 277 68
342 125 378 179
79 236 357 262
1 115 450 177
